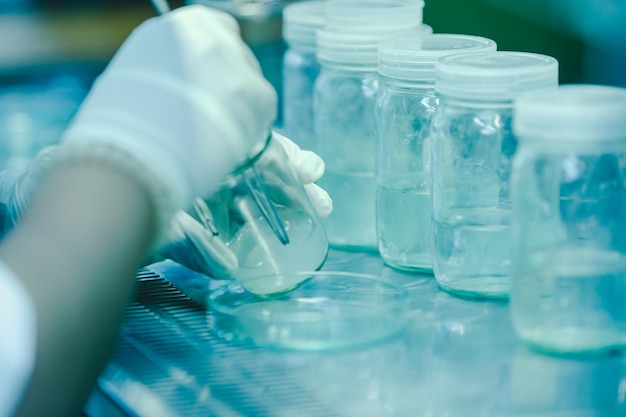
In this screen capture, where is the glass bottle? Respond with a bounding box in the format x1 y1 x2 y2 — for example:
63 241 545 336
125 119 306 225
375 34 496 272
281 0 325 151
510 85 626 354
430 51 558 298
314 0 427 250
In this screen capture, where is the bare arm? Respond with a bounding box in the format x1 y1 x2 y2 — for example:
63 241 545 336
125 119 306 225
0 161 156 417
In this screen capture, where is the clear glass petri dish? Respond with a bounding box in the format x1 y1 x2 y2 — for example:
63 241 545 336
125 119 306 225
207 271 409 350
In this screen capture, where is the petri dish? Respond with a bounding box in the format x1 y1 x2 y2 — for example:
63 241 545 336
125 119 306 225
207 271 409 350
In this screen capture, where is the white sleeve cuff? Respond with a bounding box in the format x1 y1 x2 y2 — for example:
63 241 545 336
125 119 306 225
0 260 36 417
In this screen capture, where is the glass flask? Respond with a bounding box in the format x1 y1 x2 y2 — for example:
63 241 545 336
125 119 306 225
314 0 427 251
281 0 325 151
510 85 626 354
375 34 496 273
430 51 558 298
176 133 329 296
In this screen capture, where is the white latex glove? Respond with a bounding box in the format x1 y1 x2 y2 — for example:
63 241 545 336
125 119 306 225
160 130 333 279
58 5 277 239
272 131 333 219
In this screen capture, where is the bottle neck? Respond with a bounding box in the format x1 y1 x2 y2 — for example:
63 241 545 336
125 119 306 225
436 92 514 109
379 75 436 93
318 61 378 75
317 56 378 73
284 39 317 55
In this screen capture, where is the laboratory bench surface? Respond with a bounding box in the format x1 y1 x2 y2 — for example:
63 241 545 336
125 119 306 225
85 249 626 417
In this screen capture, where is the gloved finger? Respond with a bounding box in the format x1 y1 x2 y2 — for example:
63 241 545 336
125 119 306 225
162 211 238 280
196 6 240 35
272 131 324 184
304 183 333 219
296 150 325 183
168 5 264 75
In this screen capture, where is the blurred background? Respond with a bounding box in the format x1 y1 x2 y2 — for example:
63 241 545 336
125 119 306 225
0 0 623 168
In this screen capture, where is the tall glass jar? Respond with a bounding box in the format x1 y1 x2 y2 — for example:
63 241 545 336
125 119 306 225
430 52 558 298
314 0 426 250
375 34 496 272
281 1 325 151
510 85 626 354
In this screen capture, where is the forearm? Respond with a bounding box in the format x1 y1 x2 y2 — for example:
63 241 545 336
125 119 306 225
0 162 157 417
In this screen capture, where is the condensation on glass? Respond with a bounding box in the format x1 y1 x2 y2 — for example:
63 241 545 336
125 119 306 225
510 85 626 354
375 34 496 273
430 51 558 298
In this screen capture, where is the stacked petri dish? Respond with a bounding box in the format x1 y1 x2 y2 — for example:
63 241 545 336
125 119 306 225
207 271 409 350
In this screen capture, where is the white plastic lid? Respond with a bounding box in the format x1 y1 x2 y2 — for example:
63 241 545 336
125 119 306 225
283 1 326 50
418 23 434 36
435 51 559 102
378 34 497 82
514 84 626 142
317 26 427 70
325 0 424 33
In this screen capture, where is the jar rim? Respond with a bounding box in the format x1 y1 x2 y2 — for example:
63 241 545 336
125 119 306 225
435 51 559 101
378 34 496 81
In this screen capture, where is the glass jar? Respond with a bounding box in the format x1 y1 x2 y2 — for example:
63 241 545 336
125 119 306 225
281 1 325 151
430 52 558 298
169 133 329 296
314 0 426 250
375 34 496 272
510 85 626 354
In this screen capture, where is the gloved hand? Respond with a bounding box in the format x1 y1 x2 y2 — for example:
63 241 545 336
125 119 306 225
58 5 278 239
159 130 333 279
0 6 333 279
0 131 333 280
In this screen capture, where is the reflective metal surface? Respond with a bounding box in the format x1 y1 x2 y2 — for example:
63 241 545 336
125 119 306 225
87 250 626 417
